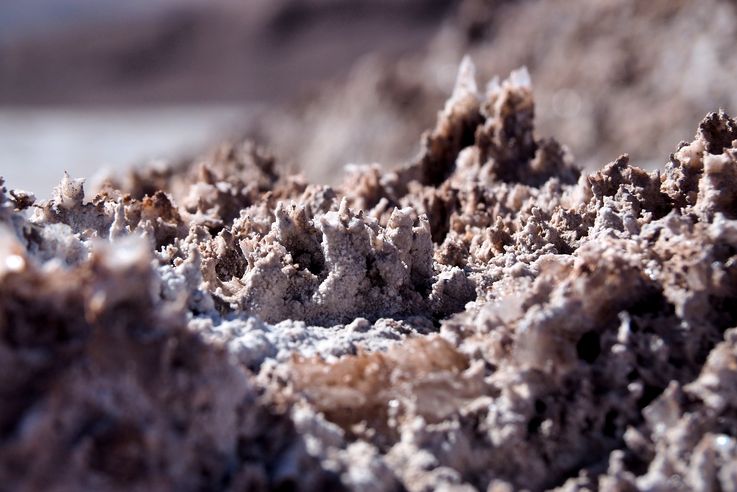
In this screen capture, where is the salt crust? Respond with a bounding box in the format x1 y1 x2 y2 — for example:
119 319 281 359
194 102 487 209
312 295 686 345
2 61 737 490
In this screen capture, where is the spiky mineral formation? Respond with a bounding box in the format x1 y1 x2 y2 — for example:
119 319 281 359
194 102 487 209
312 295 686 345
2 60 737 491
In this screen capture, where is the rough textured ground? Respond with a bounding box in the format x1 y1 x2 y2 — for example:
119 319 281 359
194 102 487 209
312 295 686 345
2 61 737 491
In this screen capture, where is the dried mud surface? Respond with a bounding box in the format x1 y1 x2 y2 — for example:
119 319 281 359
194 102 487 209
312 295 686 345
3 62 737 491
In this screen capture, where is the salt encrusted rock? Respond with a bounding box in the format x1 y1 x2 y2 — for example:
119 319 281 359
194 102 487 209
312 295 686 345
197 197 440 325
0 233 338 490
3 60 737 490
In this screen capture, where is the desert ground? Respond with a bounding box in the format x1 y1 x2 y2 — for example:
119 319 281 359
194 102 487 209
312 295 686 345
2 1 737 491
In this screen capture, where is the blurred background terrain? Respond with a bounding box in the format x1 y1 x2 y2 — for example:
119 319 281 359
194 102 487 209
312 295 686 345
1 0 737 196
0 0 457 195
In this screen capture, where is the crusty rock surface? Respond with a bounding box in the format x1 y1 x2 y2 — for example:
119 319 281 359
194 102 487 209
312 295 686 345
3 61 737 490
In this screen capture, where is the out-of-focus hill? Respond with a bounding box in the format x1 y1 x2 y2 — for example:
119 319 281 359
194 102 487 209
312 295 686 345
0 0 457 105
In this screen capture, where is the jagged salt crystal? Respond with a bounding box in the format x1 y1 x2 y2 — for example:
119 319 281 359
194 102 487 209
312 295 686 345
320 211 342 228
0 228 27 275
485 76 501 97
53 172 86 210
343 163 376 175
104 236 149 271
509 66 531 88
715 434 732 450
4 254 25 272
449 55 478 105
